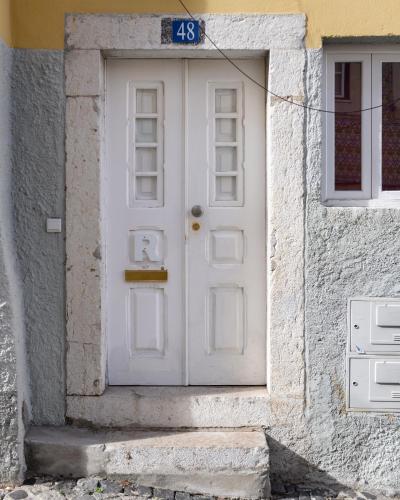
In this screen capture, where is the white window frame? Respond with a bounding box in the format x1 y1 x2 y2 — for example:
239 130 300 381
372 53 400 200
324 51 372 201
208 81 244 207
324 46 400 206
335 63 348 100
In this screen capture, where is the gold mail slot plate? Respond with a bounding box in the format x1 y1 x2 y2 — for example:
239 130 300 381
124 269 168 282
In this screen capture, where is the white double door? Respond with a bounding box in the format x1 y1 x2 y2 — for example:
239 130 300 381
106 58 266 385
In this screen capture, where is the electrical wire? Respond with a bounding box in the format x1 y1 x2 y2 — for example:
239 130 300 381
177 0 400 115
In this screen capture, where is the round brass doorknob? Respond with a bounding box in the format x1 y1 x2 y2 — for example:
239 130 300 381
191 205 203 217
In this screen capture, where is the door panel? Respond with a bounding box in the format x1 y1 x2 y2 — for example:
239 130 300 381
106 59 185 385
187 60 266 384
106 58 266 385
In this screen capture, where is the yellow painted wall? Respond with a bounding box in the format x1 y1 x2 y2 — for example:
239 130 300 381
0 0 12 46
1 0 400 49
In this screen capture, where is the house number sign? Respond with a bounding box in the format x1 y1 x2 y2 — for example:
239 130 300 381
161 18 204 45
172 19 201 44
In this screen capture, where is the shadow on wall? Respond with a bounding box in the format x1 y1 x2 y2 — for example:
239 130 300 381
268 436 352 496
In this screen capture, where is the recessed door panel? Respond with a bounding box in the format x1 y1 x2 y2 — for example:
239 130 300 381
209 229 244 266
207 286 245 354
128 287 165 356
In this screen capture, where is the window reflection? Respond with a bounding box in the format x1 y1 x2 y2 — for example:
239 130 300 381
382 62 400 191
334 62 362 191
335 63 350 100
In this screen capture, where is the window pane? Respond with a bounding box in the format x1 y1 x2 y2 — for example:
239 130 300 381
136 147 157 172
335 62 362 191
382 62 400 191
215 175 237 201
215 89 237 113
136 176 157 200
216 118 236 142
136 118 157 143
136 89 157 114
216 147 237 172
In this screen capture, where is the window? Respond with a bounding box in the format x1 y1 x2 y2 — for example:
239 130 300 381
325 49 400 203
335 63 351 100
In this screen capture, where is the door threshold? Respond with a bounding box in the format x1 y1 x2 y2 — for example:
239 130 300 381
67 385 270 429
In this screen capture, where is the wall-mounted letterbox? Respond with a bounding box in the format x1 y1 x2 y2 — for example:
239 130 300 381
350 299 400 354
348 357 400 411
347 298 400 412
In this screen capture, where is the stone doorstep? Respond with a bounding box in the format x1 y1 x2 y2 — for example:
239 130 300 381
66 386 270 428
25 426 270 499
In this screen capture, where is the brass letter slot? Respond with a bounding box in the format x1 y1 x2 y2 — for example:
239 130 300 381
124 269 168 282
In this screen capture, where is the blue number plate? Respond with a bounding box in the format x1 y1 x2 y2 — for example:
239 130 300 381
172 19 201 44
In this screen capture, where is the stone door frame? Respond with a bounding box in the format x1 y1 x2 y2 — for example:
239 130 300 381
64 13 307 418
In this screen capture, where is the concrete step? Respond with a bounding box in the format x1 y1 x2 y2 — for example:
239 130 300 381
26 426 270 499
66 386 270 428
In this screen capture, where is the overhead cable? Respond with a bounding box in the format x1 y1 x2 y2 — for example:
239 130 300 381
177 0 400 115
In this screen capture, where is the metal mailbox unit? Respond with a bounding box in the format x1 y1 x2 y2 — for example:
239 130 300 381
347 297 400 412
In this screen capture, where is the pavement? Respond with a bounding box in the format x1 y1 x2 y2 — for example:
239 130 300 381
0 476 396 500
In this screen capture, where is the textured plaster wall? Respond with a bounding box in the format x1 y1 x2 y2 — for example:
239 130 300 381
11 50 66 425
302 48 400 491
0 37 27 484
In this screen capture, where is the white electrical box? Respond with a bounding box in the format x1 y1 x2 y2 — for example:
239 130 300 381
46 218 62 233
347 298 400 412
